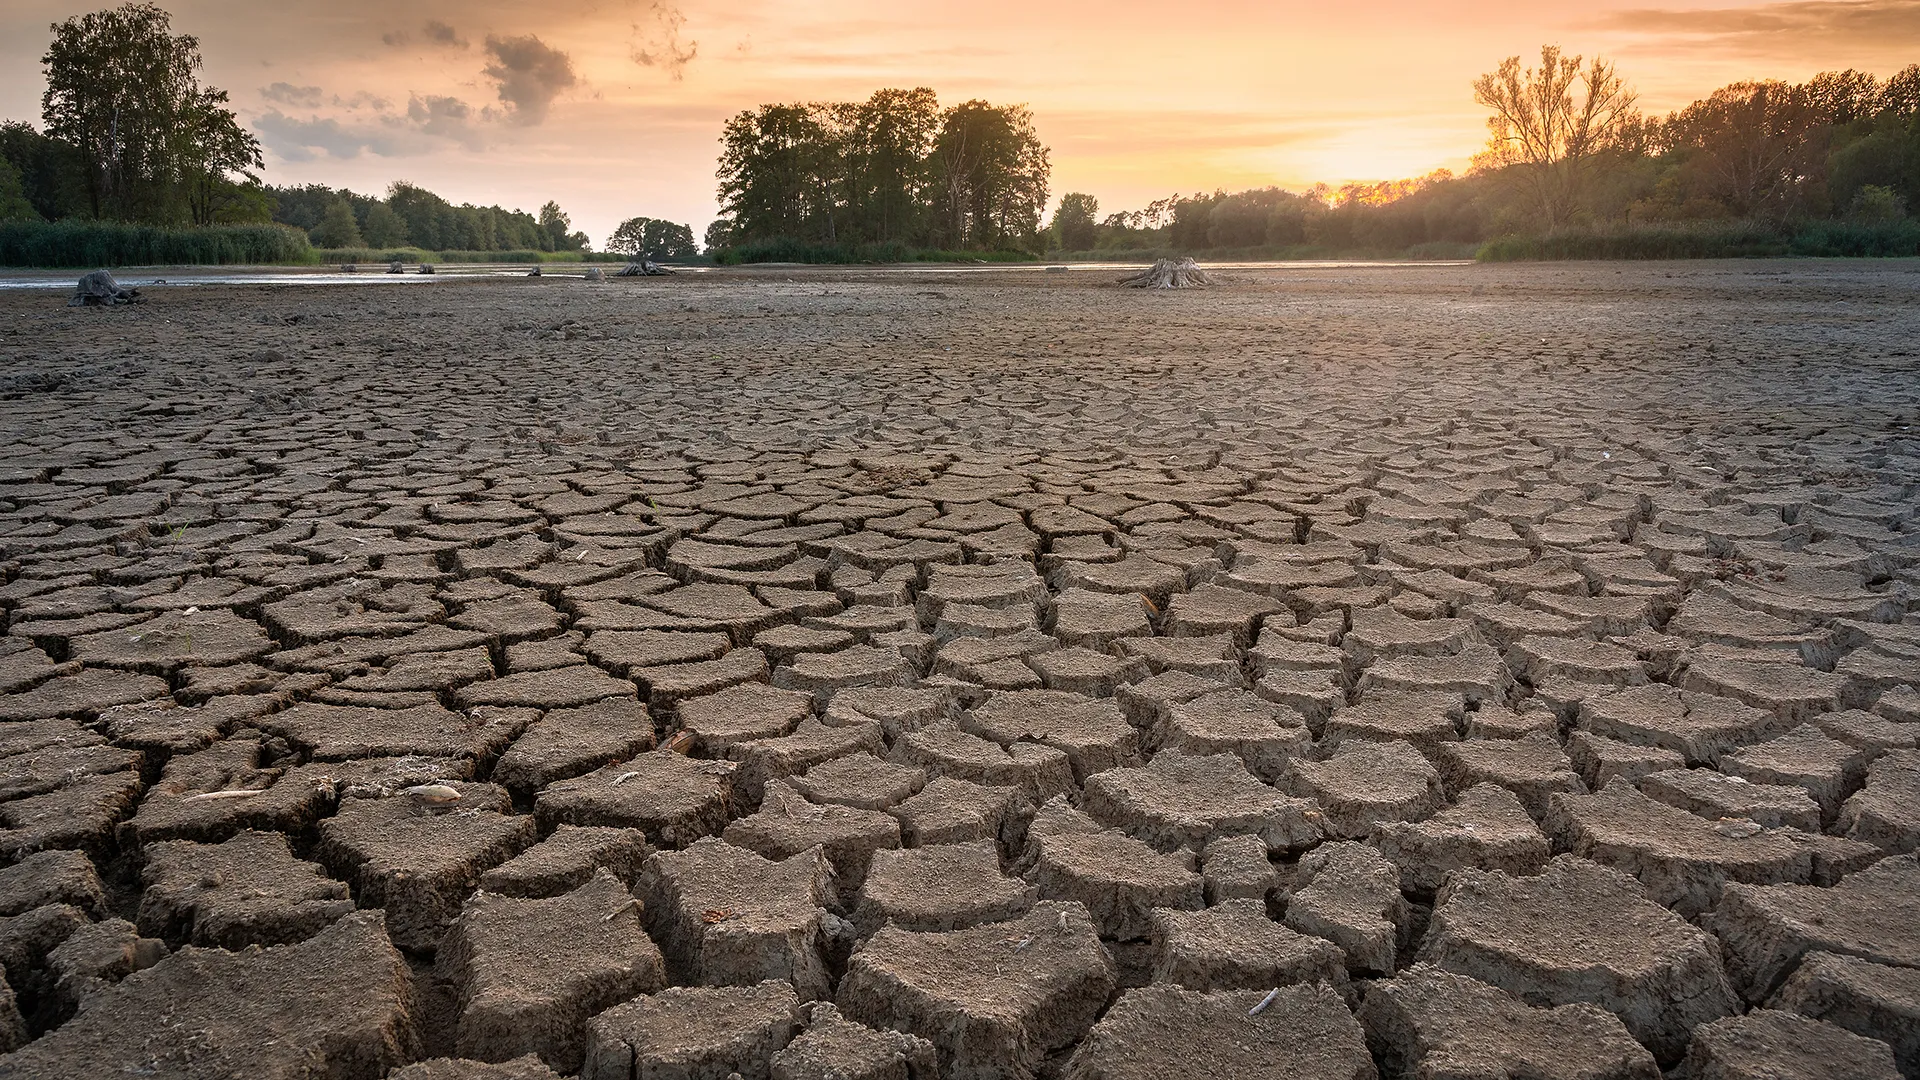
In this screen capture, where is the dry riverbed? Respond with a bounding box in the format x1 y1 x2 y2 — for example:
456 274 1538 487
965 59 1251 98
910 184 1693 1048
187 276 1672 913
0 261 1917 1079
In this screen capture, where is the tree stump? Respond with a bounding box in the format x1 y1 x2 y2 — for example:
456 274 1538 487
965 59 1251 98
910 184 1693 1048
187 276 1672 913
1120 258 1216 289
68 270 141 307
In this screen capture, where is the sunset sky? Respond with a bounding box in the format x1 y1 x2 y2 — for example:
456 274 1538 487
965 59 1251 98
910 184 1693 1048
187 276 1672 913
2 0 1915 245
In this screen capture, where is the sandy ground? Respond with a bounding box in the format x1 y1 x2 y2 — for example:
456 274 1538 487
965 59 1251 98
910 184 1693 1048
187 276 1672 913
0 261 1916 1078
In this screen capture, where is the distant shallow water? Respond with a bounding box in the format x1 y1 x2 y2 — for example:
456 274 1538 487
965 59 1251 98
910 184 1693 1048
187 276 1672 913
0 259 1472 289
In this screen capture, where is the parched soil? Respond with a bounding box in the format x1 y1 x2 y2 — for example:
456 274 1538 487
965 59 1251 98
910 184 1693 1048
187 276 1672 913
0 260 1917 1078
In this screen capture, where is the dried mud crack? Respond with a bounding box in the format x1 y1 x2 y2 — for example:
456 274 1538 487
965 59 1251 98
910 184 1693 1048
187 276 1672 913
0 261 1916 1079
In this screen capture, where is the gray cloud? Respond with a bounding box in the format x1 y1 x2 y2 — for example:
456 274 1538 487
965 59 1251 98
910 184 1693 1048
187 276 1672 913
405 94 485 146
384 18 469 50
482 34 578 126
254 110 401 161
260 82 323 107
1598 0 1920 53
333 91 393 112
422 19 469 49
631 1 697 79
255 92 487 162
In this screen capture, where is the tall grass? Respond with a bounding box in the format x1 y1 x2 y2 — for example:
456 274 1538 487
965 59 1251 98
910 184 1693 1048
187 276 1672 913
1477 220 1920 261
310 247 641 264
716 238 1040 265
0 221 315 268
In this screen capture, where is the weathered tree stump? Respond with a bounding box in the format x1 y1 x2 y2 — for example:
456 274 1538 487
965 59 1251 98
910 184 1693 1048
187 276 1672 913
1120 258 1216 289
68 270 141 307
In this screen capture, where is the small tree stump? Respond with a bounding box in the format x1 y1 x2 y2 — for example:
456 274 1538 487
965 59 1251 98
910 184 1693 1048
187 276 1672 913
69 270 141 307
1120 258 1216 289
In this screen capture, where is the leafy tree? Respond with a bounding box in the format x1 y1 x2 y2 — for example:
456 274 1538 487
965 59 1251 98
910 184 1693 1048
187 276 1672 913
310 198 363 248
360 200 409 247
715 89 1049 252
718 103 836 244
265 183 338 232
1848 184 1908 222
538 200 588 251
177 86 264 226
0 159 40 221
41 2 259 224
1657 81 1829 221
1829 124 1920 212
1049 192 1098 250
1883 65 1920 118
842 88 940 243
1168 191 1220 250
928 100 1049 250
0 121 87 221
388 181 456 249
607 216 698 258
1472 45 1638 228
210 179 272 224
1805 69 1882 126
704 218 734 253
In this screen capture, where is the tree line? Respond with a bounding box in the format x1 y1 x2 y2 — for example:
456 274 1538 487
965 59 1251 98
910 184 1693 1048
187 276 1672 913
263 182 590 254
1 3 702 261
710 88 1050 255
1049 52 1920 255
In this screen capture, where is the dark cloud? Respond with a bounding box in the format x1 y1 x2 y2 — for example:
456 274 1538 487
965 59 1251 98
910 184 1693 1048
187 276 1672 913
254 93 486 162
260 82 323 107
631 1 697 79
1599 0 1920 54
333 91 392 112
482 34 577 126
405 94 485 146
384 19 468 50
422 19 468 49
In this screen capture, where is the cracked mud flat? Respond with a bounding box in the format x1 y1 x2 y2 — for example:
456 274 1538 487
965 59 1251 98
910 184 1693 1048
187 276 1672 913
0 260 1916 1080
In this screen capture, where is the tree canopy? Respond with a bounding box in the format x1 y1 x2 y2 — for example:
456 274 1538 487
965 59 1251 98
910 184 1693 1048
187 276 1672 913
714 88 1050 253
607 216 698 258
1050 58 1919 256
41 2 262 225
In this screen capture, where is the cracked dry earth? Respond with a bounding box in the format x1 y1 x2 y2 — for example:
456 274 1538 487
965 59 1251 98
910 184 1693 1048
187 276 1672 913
0 260 1917 1080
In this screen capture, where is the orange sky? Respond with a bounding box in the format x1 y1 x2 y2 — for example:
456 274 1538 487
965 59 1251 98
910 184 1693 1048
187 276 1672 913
3 0 1916 244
